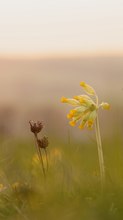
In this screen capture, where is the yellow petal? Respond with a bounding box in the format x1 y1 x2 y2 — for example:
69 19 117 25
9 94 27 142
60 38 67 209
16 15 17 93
70 109 76 115
80 81 95 96
69 121 76 127
74 95 91 100
87 120 94 129
61 96 68 103
79 119 87 130
67 113 73 119
61 97 80 106
67 110 77 119
79 124 85 130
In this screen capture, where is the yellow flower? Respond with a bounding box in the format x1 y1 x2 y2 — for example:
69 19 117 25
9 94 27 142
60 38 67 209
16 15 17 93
69 120 76 127
80 81 95 95
100 102 110 110
61 97 80 106
61 82 110 130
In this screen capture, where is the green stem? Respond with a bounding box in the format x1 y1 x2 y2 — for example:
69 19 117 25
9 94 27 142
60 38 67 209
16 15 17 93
95 114 105 190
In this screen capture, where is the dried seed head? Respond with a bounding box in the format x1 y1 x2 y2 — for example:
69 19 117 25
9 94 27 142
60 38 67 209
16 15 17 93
29 120 43 134
38 136 49 149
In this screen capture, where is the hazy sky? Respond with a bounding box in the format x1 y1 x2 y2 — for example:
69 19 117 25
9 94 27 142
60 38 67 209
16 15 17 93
0 0 123 57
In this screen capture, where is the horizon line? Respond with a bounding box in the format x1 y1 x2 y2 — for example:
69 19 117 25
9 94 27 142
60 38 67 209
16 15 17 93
0 51 123 60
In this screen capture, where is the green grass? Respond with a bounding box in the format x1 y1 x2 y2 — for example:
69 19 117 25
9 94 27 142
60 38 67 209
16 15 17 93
0 134 123 220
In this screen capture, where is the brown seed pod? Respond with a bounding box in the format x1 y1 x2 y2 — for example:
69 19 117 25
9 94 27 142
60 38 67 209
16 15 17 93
29 121 43 134
37 136 49 149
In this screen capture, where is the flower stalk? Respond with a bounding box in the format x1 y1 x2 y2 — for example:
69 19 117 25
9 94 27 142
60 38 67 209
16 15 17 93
95 115 105 190
34 132 46 177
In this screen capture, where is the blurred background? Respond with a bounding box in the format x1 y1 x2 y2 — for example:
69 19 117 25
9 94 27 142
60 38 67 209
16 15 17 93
0 2 123 219
0 0 123 140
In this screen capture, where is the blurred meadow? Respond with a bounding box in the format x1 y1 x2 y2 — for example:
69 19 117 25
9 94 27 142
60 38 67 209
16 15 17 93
0 0 123 219
0 56 123 220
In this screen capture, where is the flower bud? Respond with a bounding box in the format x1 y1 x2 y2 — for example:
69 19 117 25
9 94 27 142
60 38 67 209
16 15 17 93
100 102 110 110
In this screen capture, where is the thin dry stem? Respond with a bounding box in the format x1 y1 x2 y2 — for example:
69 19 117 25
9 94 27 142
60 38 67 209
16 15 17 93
44 148 49 171
34 133 46 177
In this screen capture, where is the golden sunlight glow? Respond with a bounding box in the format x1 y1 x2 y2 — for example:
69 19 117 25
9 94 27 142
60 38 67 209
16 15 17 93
0 0 123 57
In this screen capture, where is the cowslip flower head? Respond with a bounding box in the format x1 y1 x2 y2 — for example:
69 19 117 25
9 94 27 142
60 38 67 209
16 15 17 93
61 81 110 130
